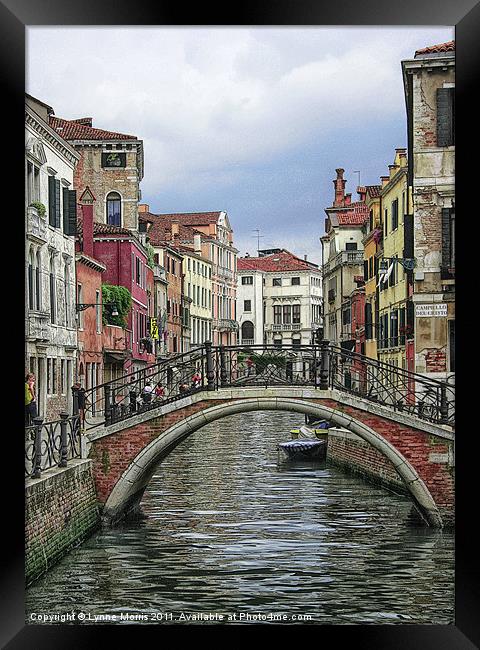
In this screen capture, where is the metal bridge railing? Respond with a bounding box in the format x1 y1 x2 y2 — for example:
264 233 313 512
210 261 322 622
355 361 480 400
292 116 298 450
25 413 82 479
80 341 455 430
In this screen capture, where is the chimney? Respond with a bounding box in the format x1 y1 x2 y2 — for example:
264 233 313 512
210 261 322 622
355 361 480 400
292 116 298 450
344 193 352 205
138 204 150 213
171 221 179 238
245 252 250 257
194 233 202 253
357 186 366 202
304 254 308 261
79 186 96 258
333 168 346 207
381 175 389 187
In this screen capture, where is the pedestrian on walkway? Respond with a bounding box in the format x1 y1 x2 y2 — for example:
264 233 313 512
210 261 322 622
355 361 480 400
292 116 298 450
142 380 154 404
246 356 254 376
191 370 202 389
72 382 86 423
154 382 165 400
25 373 37 425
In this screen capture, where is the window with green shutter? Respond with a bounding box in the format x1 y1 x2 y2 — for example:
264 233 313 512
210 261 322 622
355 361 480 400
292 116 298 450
48 176 56 226
436 87 455 147
55 179 61 228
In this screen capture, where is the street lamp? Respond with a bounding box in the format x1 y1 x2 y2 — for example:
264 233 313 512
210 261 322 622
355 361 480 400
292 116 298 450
380 257 416 272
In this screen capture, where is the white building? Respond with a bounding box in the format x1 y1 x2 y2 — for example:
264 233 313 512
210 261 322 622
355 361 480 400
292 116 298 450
25 95 80 420
237 250 323 347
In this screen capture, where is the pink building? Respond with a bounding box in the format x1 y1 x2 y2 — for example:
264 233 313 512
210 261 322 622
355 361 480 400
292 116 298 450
77 205 155 380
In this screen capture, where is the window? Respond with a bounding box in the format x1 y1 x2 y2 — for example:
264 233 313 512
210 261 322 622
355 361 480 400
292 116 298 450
273 337 282 348
363 259 369 281
48 176 61 228
441 208 455 277
241 321 254 341
96 290 101 333
283 305 291 324
36 251 41 310
77 283 83 329
384 209 388 237
273 305 282 325
106 192 121 226
342 306 350 326
64 265 70 327
369 257 374 279
136 257 141 284
244 300 251 312
365 303 373 340
391 198 399 231
49 257 56 324
61 359 66 394
241 276 253 285
292 336 301 349
291 277 300 286
292 304 301 324
28 250 34 310
345 242 357 251
273 278 282 286
437 87 455 147
390 310 398 347
171 259 176 276
448 320 455 372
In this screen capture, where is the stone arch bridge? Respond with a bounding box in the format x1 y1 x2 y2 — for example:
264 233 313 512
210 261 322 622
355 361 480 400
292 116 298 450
82 344 455 529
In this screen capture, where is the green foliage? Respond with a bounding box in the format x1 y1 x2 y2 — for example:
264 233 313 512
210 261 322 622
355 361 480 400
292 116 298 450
251 353 286 374
101 284 132 327
145 242 156 269
30 201 46 218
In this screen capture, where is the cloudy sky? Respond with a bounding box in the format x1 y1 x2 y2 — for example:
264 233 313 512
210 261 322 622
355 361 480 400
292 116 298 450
27 26 453 265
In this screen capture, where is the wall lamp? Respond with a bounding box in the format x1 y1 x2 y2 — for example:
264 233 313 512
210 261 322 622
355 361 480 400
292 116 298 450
76 302 119 316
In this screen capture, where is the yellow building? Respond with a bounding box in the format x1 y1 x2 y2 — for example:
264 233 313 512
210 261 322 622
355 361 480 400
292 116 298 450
179 245 213 346
362 185 382 361
377 148 410 372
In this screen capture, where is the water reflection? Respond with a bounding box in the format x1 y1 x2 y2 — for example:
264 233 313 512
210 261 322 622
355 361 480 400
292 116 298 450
26 410 454 625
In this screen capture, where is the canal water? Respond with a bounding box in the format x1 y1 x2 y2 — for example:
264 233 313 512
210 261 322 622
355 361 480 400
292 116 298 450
26 411 454 625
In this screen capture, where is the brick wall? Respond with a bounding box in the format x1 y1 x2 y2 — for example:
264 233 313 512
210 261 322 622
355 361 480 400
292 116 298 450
25 459 100 585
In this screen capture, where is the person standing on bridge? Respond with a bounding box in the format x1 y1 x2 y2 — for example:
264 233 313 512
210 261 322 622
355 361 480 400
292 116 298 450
142 381 154 404
191 370 202 389
154 382 165 401
25 373 37 425
246 356 254 377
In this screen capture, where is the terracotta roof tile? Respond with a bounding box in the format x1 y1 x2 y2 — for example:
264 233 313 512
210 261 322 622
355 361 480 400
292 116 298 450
139 212 204 245
49 116 137 141
365 185 382 198
76 213 133 236
415 40 455 56
238 250 319 272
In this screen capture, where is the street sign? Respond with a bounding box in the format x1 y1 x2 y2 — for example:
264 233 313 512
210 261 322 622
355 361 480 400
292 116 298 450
415 304 448 317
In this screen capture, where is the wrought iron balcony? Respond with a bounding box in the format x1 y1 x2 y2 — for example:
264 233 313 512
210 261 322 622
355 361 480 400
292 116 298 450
271 323 302 331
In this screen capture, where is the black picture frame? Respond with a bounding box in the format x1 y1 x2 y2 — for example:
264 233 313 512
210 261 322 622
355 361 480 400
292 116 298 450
3 0 477 646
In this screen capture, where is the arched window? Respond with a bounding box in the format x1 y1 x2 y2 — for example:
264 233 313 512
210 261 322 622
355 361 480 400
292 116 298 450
49 256 56 324
64 264 70 327
28 249 34 310
106 192 121 226
36 251 41 310
241 321 254 342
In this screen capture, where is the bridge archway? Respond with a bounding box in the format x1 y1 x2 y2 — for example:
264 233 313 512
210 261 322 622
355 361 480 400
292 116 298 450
102 397 443 528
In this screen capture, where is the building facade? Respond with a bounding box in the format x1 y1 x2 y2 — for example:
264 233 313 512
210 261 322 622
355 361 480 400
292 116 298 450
321 169 369 346
26 95 79 420
402 40 455 381
377 149 411 372
49 114 144 233
237 250 323 347
362 184 382 361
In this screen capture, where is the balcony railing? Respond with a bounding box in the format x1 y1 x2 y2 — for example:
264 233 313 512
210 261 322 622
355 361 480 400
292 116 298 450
213 318 239 331
271 323 302 331
26 206 48 244
26 310 50 341
323 250 365 275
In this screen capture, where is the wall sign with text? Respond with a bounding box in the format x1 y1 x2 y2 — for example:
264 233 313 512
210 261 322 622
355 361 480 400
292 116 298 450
415 303 448 318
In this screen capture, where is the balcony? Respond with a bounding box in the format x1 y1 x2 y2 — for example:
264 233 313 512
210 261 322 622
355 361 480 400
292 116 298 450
153 264 167 282
241 338 255 346
26 206 48 245
213 318 239 331
26 311 50 341
102 325 132 356
271 323 302 332
322 250 364 275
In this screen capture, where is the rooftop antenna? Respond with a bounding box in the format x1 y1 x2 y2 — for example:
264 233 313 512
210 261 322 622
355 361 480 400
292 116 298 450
353 170 361 186
252 229 264 256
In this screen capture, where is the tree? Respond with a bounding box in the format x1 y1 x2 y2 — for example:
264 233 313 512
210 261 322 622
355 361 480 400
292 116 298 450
101 284 132 327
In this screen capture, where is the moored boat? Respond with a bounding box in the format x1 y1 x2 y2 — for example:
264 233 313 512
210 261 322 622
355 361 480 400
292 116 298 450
278 438 327 461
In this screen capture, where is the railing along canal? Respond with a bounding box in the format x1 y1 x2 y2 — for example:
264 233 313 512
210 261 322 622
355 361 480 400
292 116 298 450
80 341 455 430
25 413 82 479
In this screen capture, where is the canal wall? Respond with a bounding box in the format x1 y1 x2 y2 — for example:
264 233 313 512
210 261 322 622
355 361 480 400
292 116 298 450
326 427 455 526
25 459 100 585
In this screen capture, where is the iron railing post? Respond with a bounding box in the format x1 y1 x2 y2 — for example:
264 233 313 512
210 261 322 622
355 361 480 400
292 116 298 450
129 390 137 413
319 339 330 390
440 384 448 423
104 385 112 425
58 412 69 468
72 386 79 416
219 345 227 387
205 341 215 391
31 417 43 479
